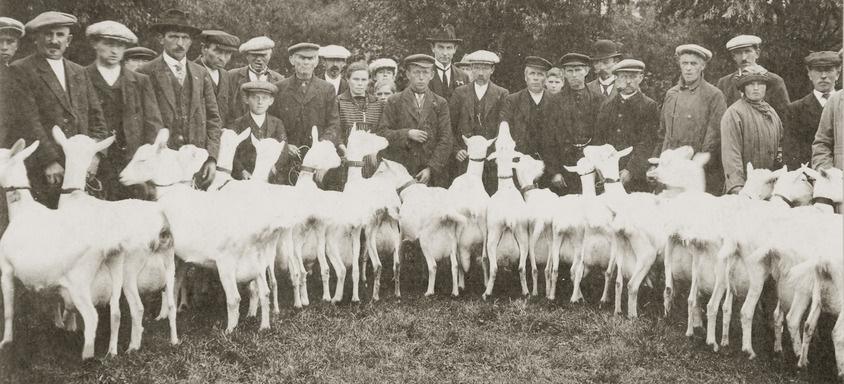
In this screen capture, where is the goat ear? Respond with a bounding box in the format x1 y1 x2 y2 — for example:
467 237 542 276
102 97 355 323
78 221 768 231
487 151 497 161
802 166 822 180
563 164 577 173
19 141 40 159
617 146 633 158
487 137 496 147
9 139 26 156
311 126 319 144
772 166 786 179
154 129 170 149
677 146 694 160
96 136 116 152
692 152 710 166
250 134 260 148
351 122 357 133
462 135 469 146
278 140 287 151
746 162 755 174
647 157 659 165
51 126 68 146
238 128 251 143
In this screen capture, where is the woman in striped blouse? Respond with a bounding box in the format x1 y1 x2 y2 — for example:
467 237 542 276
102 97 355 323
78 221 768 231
337 61 386 177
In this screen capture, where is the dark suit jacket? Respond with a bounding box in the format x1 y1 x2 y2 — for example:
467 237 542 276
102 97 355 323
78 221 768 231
784 92 824 170
194 57 236 127
85 65 164 160
230 114 287 183
587 78 619 101
272 76 340 147
594 92 659 188
324 76 349 96
500 89 555 168
429 65 469 100
228 66 285 124
137 56 222 158
375 88 453 185
9 54 108 168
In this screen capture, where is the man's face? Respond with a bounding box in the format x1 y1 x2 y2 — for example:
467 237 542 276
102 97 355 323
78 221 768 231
544 76 563 94
247 50 272 73
743 81 767 101
0 32 20 64
348 69 369 96
374 68 395 83
471 63 494 85
524 67 547 93
808 66 840 94
290 52 318 77
431 42 456 65
160 31 192 60
202 43 232 70
593 57 619 79
407 65 433 93
244 92 274 115
563 65 589 89
678 54 705 84
615 72 643 95
35 26 72 60
374 85 393 101
323 58 346 79
92 38 127 67
730 46 759 69
124 58 148 72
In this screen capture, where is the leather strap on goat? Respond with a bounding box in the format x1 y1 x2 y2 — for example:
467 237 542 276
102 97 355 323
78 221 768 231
812 197 835 207
216 179 233 191
397 179 418 194
299 165 317 174
216 165 232 174
773 194 796 208
520 184 537 193
498 175 513 179
344 160 365 168
2 186 30 191
153 180 194 188
60 187 83 194
603 178 620 184
469 157 485 162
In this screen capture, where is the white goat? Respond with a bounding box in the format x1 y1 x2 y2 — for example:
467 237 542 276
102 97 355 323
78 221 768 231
512 152 556 297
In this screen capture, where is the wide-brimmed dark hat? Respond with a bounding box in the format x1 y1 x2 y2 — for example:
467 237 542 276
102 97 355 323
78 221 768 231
149 9 201 36
426 24 462 44
591 39 622 61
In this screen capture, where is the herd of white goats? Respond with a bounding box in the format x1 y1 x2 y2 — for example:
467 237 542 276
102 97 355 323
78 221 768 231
0 121 841 377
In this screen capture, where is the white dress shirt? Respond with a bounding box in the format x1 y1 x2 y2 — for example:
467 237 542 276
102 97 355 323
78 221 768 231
162 51 187 80
325 75 341 94
435 61 451 85
528 89 543 105
202 62 220 86
814 89 834 108
599 75 616 96
248 68 268 82
45 57 67 91
250 112 266 128
474 82 489 100
620 90 638 100
96 64 121 87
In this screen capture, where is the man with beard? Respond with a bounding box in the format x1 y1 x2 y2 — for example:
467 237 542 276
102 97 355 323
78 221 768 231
783 51 840 170
716 35 789 115
10 11 107 208
195 30 239 125
426 24 468 100
229 36 284 125
123 46 157 72
319 44 351 96
137 8 221 190
586 39 622 100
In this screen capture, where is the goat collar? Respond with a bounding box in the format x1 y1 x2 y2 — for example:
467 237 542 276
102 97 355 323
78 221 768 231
469 157 485 162
520 184 537 194
811 196 835 207
603 178 620 184
60 187 83 194
344 160 365 168
772 193 796 208
498 175 513 179
153 180 193 188
216 179 233 191
215 165 232 174
397 179 418 194
2 186 30 191
299 165 317 174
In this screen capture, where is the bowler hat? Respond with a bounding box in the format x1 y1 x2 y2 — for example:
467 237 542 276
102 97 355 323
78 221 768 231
149 9 201 36
426 24 462 44
591 40 622 61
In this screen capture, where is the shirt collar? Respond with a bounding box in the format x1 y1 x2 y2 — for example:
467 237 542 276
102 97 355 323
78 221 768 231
814 89 832 104
200 59 218 75
620 90 638 100
250 112 266 127
435 61 450 72
45 57 64 66
528 89 544 103
599 75 616 86
474 81 489 95
679 77 702 91
96 63 121 78
162 51 187 68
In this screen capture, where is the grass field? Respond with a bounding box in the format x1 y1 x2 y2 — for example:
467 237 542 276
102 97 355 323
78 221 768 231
0 246 840 384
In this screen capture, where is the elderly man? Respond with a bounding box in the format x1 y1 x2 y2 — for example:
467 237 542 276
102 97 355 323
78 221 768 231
10 11 107 208
426 25 469 100
783 51 841 170
369 57 398 84
716 35 789 115
84 21 164 200
594 59 658 192
587 39 623 100
320 44 351 96
137 8 221 190
123 46 157 72
376 54 453 186
195 30 239 125
721 66 783 194
449 50 509 193
229 36 284 125
655 44 727 194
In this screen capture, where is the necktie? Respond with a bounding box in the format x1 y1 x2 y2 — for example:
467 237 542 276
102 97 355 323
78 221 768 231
415 93 424 110
601 84 610 96
441 68 449 88
823 93 830 100
300 80 308 95
174 63 185 85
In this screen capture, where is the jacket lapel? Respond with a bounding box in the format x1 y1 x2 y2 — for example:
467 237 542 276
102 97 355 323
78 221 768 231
152 57 177 113
36 58 72 112
517 90 532 120
188 62 203 115
302 79 318 104
401 89 421 123
479 83 497 120
66 63 85 120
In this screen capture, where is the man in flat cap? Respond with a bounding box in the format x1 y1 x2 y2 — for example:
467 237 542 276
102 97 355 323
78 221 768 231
272 42 340 187
721 65 783 194
369 57 398 84
320 44 351 96
716 35 789 116
228 36 285 126
426 24 469 100
195 30 240 126
0 16 24 234
10 11 107 207
376 54 453 186
587 39 622 100
655 44 726 194
85 20 164 200
594 59 658 192
546 52 602 194
123 46 157 72
448 50 509 193
230 81 287 184
137 8 221 190
0 17 23 67
783 51 841 170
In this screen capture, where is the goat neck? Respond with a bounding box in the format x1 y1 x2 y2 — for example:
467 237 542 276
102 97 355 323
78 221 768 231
60 154 89 194
250 163 271 183
465 156 485 179
4 185 36 220
580 171 597 196
602 177 627 196
345 160 365 184
208 167 234 191
295 169 319 190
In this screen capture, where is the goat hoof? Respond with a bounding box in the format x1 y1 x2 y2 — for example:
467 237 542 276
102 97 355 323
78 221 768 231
742 349 756 360
424 292 434 297
712 344 719 353
482 294 489 301
106 351 118 358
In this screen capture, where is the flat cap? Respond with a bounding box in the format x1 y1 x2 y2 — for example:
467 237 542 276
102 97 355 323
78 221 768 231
0 17 25 38
559 52 591 67
369 58 398 73
735 64 770 90
240 80 278 94
25 11 77 33
318 44 350 60
454 55 470 69
805 51 842 68
86 20 137 45
240 36 275 53
611 58 645 74
465 50 500 65
675 44 712 61
287 42 320 56
124 46 157 61
199 30 240 51
403 53 436 69
725 35 762 51
524 56 552 71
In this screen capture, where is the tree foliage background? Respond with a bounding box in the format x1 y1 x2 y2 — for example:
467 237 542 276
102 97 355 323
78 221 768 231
1 0 841 102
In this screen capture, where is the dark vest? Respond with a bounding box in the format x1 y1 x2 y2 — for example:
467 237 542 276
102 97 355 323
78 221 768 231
167 66 192 144
90 70 126 147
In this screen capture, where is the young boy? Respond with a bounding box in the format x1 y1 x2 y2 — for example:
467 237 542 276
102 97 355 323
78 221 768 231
231 81 289 183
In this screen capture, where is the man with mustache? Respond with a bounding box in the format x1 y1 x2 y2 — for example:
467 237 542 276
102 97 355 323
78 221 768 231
137 8 221 190
319 44 350 96
195 30 240 126
426 24 469 100
716 35 789 116
783 51 841 170
9 11 107 208
228 36 284 125
586 39 622 100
